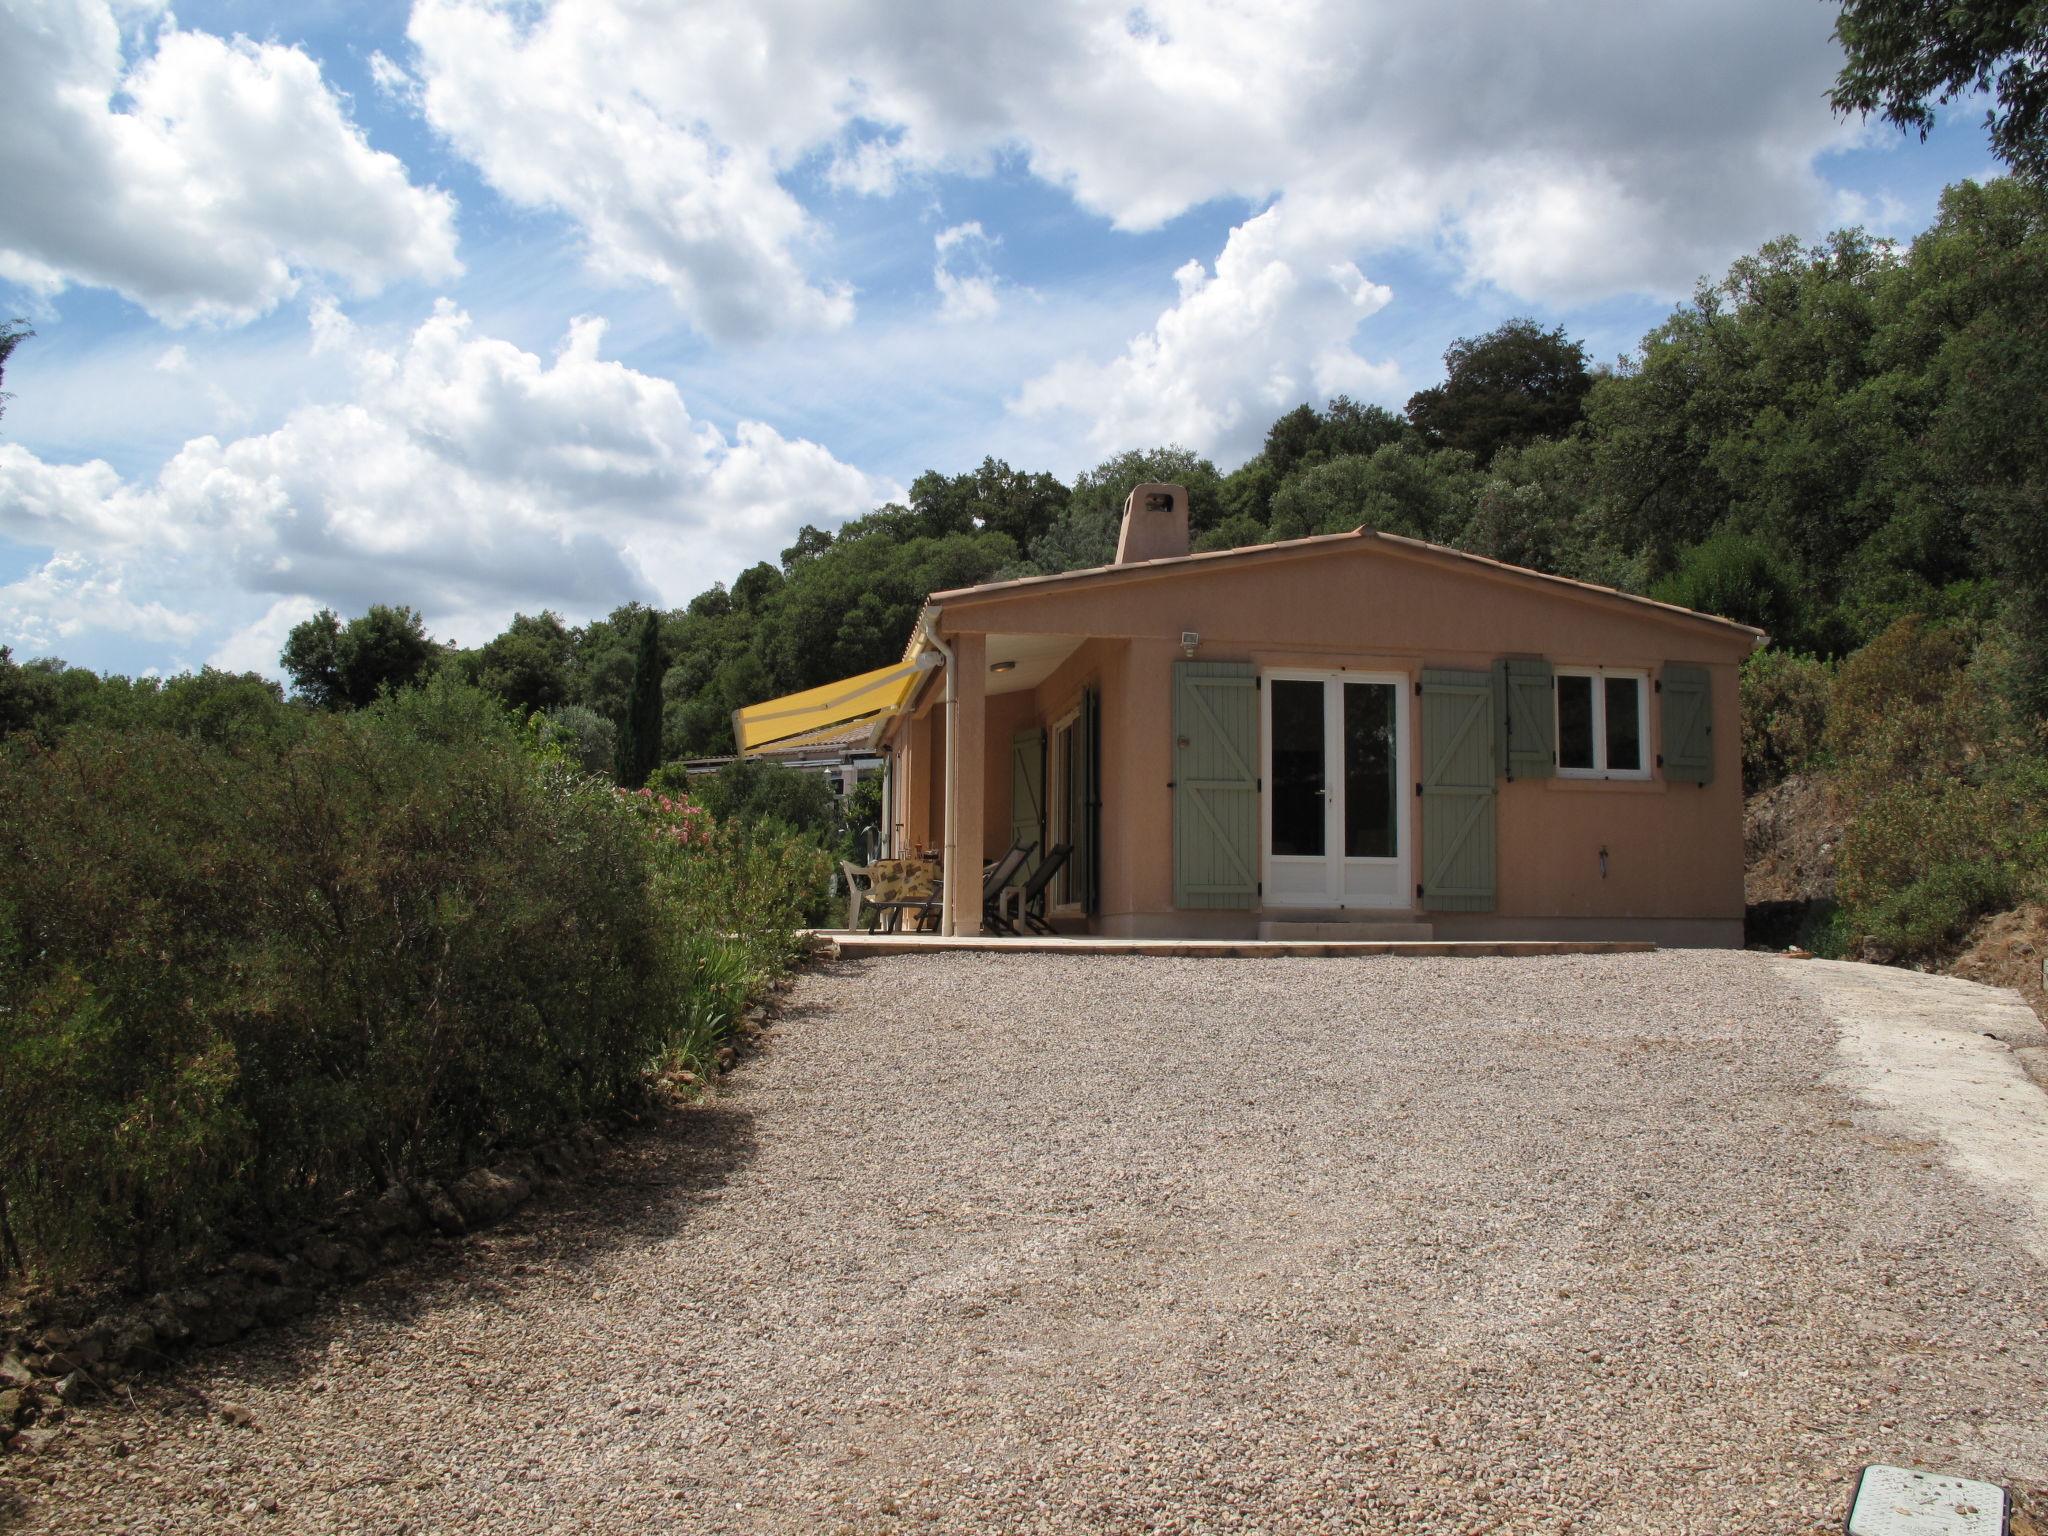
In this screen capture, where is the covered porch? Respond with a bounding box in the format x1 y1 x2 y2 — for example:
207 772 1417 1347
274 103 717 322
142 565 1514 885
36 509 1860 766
875 627 1105 938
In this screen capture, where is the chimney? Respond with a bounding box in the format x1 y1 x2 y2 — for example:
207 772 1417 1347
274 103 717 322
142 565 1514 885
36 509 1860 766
1114 482 1190 564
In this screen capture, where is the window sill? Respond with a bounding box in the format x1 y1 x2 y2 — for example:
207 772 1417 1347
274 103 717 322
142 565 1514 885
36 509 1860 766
1542 775 1664 793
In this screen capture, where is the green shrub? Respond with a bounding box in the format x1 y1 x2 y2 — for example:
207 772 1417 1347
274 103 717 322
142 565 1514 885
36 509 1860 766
1740 647 1832 789
1650 528 1803 640
1823 617 2048 962
0 684 666 1285
543 703 618 776
648 813 834 984
1849 857 2017 962
1823 617 1984 789
685 757 845 849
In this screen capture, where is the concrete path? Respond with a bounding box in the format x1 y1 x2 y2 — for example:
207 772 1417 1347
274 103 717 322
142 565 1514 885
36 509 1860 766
1782 957 2048 1264
5 951 2045 1536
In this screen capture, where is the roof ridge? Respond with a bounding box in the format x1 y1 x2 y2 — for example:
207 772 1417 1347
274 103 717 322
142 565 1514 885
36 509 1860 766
912 526 1764 642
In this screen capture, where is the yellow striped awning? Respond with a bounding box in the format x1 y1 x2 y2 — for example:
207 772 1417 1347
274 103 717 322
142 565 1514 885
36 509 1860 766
732 661 923 756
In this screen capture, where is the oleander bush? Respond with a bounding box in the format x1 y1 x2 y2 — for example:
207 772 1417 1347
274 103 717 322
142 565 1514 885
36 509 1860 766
0 678 826 1289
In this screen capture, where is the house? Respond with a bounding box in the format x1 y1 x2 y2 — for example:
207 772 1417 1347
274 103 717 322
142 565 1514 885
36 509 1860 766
735 483 1763 944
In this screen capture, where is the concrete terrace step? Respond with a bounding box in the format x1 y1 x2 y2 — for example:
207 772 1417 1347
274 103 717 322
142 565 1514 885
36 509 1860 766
1257 919 1435 942
819 933 1654 959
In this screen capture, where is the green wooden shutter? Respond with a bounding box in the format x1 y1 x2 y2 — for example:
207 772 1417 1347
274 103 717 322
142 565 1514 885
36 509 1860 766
1173 661 1258 910
1660 664 1714 784
1492 657 1555 781
1420 668 1496 912
1010 728 1044 885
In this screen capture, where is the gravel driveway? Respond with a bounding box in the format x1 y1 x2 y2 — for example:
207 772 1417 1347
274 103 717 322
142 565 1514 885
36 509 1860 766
8 951 2047 1535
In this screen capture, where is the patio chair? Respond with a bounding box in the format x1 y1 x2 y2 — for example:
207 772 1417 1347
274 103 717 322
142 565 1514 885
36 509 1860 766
978 840 1037 934
1014 842 1072 935
838 860 877 932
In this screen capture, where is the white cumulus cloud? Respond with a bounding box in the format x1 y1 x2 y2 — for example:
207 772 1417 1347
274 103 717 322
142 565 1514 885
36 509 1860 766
933 222 1003 323
384 0 1858 453
1013 202 1399 463
0 1 461 325
0 303 896 663
406 0 854 342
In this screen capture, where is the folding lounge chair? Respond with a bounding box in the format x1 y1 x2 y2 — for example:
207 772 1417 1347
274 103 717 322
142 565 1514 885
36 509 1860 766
1014 842 1072 935
978 840 1037 934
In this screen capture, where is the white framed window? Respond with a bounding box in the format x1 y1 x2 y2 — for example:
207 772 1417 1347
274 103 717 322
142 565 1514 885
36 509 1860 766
1555 668 1650 779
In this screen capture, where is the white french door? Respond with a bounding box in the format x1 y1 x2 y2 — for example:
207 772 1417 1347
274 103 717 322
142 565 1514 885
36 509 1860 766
1261 670 1409 909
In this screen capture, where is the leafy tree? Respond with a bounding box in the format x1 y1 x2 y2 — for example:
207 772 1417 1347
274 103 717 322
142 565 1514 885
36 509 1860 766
543 703 617 776
1406 319 1592 464
569 603 649 722
614 610 664 788
1902 178 2048 710
1648 528 1805 641
279 610 345 707
1466 436 1640 589
1262 396 1409 481
780 524 835 570
1585 229 1911 589
1831 0 2048 180
1191 511 1269 553
907 457 1070 548
684 756 843 844
1025 446 1225 569
474 610 575 716
1265 443 1483 543
0 320 30 427
752 527 1014 696
281 605 438 710
731 561 784 612
0 649 91 740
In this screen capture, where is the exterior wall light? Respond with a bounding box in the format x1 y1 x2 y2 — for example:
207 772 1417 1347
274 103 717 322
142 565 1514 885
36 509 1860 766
1181 630 1199 658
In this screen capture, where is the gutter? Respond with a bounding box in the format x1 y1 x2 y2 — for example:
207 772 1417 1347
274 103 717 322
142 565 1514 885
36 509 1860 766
919 610 958 937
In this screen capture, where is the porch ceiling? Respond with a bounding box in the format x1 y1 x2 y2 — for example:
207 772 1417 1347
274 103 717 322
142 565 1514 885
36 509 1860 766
985 633 1082 695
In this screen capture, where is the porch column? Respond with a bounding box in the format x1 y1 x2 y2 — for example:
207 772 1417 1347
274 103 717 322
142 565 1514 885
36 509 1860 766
947 631 987 936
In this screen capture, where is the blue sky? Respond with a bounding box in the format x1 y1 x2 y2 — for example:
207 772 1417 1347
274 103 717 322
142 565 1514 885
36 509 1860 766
0 0 2000 677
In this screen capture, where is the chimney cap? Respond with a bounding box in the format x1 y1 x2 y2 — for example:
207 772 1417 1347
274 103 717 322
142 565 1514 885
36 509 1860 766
1115 481 1191 564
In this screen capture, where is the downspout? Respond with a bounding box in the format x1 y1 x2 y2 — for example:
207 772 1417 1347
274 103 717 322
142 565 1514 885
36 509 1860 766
920 609 958 936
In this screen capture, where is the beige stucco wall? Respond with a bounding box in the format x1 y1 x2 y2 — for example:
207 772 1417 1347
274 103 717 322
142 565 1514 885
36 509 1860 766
982 691 1037 854
907 538 1754 940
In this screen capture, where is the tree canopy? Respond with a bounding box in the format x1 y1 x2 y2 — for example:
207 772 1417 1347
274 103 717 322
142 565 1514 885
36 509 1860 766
1832 0 2048 180
614 610 665 789
280 605 438 710
1404 318 1592 465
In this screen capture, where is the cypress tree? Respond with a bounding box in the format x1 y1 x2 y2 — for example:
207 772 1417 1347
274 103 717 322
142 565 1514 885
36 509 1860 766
614 611 664 788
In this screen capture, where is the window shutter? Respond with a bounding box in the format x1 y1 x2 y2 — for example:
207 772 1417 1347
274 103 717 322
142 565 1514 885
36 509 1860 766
1660 664 1714 783
1080 688 1102 914
1492 657 1555 780
1010 728 1044 886
1420 668 1496 912
1173 661 1258 910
